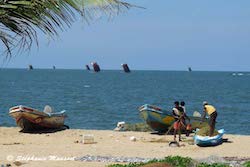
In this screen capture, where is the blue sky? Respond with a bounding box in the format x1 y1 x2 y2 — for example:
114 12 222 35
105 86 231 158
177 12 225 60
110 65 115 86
2 0 250 71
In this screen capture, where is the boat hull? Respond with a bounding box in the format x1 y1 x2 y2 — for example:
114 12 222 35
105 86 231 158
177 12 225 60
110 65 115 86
139 104 208 133
194 129 225 147
9 106 66 131
139 104 175 133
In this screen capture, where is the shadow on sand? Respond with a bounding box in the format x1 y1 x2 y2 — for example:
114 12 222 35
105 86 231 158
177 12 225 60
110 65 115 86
19 125 70 134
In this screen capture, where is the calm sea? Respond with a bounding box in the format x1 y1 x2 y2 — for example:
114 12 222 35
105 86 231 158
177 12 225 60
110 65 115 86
0 69 249 135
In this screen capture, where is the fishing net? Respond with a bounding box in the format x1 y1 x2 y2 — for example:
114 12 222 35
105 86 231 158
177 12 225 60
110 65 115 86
124 123 152 132
191 121 209 129
196 125 219 136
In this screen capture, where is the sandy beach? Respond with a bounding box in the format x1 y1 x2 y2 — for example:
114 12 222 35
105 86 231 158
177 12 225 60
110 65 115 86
0 127 249 167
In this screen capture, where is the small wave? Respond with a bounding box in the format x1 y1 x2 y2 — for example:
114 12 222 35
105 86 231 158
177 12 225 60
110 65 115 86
237 73 244 76
232 73 245 76
84 85 90 88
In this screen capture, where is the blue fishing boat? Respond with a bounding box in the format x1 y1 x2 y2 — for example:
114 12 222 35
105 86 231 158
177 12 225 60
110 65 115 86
194 129 225 147
138 104 175 133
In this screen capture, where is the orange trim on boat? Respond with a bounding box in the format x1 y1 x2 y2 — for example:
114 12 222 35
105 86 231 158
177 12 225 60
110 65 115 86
34 117 42 123
23 107 34 112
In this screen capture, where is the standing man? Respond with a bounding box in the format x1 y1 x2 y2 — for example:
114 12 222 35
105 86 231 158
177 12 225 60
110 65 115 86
180 101 191 136
180 101 190 122
202 101 218 136
172 101 184 141
180 101 186 113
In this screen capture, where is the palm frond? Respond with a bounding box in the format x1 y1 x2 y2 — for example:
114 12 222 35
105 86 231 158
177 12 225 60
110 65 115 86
0 0 132 57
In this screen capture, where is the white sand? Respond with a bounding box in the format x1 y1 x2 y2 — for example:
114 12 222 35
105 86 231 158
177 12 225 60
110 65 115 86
0 127 249 167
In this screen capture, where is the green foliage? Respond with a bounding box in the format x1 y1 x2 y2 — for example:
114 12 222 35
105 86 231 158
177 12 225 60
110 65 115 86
108 156 233 167
159 156 193 167
108 156 193 167
108 162 143 167
197 163 229 167
243 161 250 167
0 0 132 57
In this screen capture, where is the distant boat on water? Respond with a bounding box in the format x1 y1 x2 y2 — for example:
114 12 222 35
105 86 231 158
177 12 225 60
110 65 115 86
85 65 90 71
121 64 131 73
188 67 192 72
28 65 33 70
91 62 100 72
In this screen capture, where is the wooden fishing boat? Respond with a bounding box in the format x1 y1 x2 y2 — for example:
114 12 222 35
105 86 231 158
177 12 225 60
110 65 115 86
9 105 67 131
139 104 208 133
139 104 175 133
194 129 225 147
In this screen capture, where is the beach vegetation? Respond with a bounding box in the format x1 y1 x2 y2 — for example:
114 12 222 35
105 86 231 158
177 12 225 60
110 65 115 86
0 0 132 57
243 161 250 167
108 156 232 167
108 156 192 167
197 163 229 167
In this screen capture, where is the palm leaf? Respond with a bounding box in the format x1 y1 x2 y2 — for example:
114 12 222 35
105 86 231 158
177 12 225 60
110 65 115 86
0 0 133 57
